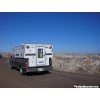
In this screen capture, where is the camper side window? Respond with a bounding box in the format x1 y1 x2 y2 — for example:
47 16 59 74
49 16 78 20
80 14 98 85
38 49 43 58
16 54 19 56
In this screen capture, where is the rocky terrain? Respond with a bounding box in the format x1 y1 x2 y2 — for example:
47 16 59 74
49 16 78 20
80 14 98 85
52 53 100 75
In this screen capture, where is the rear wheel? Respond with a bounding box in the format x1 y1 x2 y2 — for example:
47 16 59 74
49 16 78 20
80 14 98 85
19 67 25 75
49 58 52 67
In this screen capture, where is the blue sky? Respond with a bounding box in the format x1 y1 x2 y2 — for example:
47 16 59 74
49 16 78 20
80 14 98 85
0 12 100 53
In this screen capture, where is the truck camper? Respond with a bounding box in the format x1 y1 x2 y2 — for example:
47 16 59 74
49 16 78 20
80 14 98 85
9 43 53 75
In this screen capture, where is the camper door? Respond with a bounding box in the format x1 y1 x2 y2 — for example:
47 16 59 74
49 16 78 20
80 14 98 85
36 47 46 66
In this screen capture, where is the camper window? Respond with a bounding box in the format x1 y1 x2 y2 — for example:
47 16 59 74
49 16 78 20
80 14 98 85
20 54 23 56
16 54 19 56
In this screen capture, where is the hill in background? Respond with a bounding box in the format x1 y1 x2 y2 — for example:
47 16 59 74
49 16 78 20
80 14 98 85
0 52 11 58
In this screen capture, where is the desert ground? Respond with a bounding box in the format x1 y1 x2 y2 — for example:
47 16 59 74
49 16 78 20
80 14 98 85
0 53 100 88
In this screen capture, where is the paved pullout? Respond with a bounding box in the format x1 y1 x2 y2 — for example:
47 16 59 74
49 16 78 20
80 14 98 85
0 58 100 88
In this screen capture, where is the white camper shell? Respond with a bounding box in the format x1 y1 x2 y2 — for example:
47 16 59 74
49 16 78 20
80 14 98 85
10 44 53 75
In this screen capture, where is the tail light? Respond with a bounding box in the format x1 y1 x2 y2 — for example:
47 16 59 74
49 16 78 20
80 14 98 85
24 63 28 68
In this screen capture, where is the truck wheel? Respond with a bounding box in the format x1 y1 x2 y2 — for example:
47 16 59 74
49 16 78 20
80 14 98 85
49 58 52 67
19 67 25 75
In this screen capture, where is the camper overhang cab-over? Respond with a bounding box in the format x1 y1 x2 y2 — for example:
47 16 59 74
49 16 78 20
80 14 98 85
9 44 53 75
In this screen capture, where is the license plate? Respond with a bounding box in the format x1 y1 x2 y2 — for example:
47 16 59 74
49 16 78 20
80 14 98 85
38 61 43 63
38 68 43 71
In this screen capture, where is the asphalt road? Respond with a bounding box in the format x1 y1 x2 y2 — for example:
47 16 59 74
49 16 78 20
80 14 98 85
0 58 100 88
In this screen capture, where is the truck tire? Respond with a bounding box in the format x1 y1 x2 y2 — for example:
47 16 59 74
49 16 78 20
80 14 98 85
49 58 52 67
19 67 25 75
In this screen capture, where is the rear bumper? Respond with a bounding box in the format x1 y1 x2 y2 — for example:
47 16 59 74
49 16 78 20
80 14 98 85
25 66 53 73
